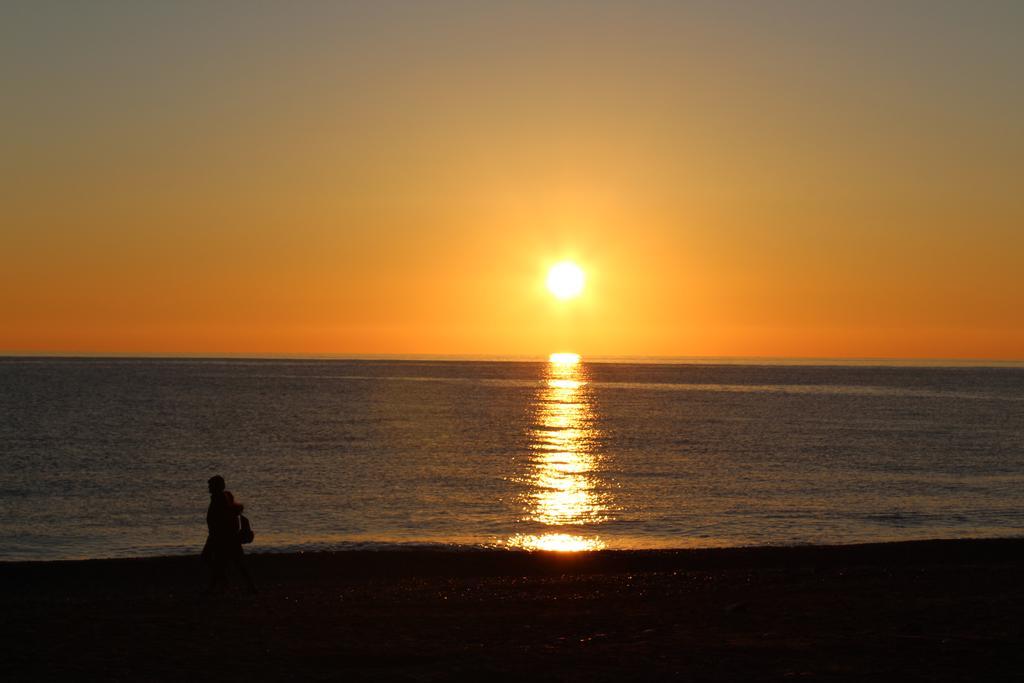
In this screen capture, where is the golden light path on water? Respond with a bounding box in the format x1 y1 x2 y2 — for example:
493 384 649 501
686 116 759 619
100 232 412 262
507 354 611 552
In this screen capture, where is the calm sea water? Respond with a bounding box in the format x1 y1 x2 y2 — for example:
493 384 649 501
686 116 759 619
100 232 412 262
1 357 1022 561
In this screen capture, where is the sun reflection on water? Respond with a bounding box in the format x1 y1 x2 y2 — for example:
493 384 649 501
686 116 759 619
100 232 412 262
507 354 611 552
507 533 605 552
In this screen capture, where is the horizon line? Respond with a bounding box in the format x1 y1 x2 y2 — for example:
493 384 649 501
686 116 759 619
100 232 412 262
1 351 1021 367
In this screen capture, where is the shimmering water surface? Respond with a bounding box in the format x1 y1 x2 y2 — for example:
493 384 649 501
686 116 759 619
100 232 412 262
1 357 1022 560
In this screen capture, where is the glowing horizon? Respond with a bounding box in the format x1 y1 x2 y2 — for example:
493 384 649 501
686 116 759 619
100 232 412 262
2 3 1022 361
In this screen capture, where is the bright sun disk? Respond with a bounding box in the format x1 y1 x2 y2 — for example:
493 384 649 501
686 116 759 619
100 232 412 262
546 261 585 300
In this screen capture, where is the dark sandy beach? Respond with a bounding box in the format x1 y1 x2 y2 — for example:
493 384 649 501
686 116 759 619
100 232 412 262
2 539 1022 681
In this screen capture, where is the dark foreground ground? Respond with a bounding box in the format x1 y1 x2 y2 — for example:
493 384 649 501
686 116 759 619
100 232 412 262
2 539 1022 681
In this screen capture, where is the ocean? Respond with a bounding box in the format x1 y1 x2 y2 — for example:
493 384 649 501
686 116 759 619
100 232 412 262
1 357 1022 561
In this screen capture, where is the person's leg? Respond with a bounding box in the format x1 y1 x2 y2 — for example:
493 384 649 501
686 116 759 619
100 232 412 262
206 547 228 593
234 550 257 593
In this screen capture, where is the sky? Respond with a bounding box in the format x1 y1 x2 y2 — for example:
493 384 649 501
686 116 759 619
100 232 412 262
2 1 1022 359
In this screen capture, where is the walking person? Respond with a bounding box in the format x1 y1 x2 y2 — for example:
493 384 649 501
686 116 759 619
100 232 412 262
201 475 257 593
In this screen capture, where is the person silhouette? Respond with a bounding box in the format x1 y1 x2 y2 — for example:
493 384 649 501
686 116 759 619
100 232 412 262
201 475 257 593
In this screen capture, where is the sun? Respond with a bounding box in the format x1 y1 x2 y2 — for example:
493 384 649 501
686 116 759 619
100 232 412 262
546 261 585 300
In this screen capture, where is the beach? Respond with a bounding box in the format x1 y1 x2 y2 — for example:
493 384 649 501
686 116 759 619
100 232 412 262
2 538 1022 681
6 2 1023 680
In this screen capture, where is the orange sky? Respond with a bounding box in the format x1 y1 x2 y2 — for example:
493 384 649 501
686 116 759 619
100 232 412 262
2 3 1022 360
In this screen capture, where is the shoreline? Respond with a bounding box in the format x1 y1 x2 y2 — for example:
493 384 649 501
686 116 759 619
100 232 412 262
3 535 1022 569
3 537 1022 680
5 535 1023 568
